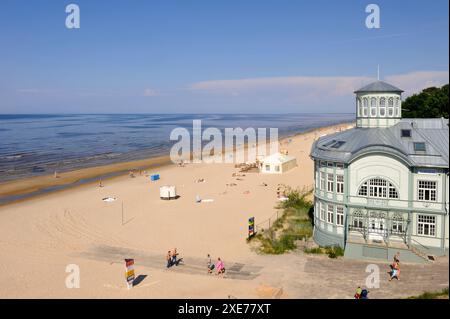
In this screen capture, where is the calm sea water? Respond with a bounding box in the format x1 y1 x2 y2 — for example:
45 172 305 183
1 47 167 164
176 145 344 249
0 114 354 182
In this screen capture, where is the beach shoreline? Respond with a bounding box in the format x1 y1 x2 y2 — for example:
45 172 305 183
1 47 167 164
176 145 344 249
0 121 354 206
0 119 446 299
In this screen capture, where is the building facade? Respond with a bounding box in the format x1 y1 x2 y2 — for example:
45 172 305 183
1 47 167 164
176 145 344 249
310 81 449 262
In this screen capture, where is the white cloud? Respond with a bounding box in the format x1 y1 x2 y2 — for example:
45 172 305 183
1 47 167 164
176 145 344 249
143 88 160 97
385 71 449 96
187 71 448 108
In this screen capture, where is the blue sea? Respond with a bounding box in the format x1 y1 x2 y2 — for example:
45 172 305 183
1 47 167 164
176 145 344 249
0 113 354 183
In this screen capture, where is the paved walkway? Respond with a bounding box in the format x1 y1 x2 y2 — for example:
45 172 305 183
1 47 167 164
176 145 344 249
77 244 449 298
256 252 449 299
78 245 262 280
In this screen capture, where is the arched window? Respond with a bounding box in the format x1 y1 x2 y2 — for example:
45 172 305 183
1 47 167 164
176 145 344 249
370 97 377 117
388 97 394 116
379 97 386 117
363 98 368 116
395 98 400 117
357 98 362 116
358 178 399 199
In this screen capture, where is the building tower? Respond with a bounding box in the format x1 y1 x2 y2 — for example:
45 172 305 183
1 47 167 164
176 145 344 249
355 81 403 128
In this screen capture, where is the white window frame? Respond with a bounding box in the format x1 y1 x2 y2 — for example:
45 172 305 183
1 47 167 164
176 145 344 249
388 97 394 117
363 98 368 116
417 215 436 237
357 98 362 116
418 180 437 202
327 204 334 224
379 97 386 117
391 218 404 234
370 97 377 117
320 172 326 190
358 178 399 199
327 173 334 192
336 174 344 194
395 98 400 117
336 206 344 226
320 202 326 221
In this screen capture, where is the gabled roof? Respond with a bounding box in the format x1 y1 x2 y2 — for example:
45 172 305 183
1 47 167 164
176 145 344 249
310 118 449 168
354 81 404 94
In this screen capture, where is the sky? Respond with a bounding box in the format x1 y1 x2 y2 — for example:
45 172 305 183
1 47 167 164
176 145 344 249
0 0 448 114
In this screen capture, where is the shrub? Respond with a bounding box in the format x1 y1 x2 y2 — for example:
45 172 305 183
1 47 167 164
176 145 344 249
250 189 314 255
304 247 323 254
408 288 449 299
326 246 344 258
303 246 344 258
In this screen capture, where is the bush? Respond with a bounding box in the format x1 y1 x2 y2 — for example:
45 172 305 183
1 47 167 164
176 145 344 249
303 246 344 258
326 246 344 258
250 188 314 255
408 288 449 299
304 247 323 254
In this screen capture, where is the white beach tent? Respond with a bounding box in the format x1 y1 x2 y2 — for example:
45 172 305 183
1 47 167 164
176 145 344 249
260 152 297 174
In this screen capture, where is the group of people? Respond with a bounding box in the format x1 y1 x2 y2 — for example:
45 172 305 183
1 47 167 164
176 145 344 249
355 252 402 299
166 248 183 268
207 254 226 277
354 286 369 299
165 249 226 277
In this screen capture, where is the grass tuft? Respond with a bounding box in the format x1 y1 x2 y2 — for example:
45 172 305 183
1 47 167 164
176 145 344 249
251 187 313 254
407 288 449 299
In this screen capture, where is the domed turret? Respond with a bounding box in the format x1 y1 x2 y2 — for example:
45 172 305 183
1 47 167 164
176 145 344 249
354 81 403 128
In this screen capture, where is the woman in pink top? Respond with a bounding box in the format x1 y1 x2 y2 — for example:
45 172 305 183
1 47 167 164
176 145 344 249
216 257 225 277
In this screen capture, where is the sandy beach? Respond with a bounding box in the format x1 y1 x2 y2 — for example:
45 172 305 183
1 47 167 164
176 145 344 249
1 121 448 299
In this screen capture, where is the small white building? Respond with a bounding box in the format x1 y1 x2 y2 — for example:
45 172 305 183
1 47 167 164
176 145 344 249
260 152 297 174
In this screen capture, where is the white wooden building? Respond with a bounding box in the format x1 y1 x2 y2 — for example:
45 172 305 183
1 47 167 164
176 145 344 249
310 81 449 262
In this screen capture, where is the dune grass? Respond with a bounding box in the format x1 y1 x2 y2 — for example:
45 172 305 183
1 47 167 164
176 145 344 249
304 246 345 258
249 187 346 258
407 288 449 299
249 187 313 254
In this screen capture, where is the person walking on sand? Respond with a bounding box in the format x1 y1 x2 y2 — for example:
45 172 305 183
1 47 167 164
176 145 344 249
394 251 400 263
171 248 183 266
206 254 215 274
216 257 225 277
389 261 400 281
166 250 173 268
171 248 178 265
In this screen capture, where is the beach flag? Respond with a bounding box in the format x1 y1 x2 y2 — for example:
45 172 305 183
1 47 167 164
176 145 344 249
248 217 255 238
124 259 135 289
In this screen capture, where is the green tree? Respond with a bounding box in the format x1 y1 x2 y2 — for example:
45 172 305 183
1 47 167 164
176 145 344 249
402 84 449 118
